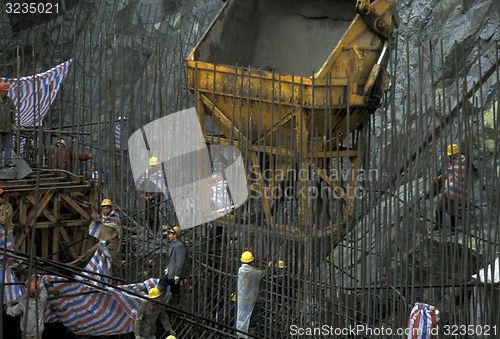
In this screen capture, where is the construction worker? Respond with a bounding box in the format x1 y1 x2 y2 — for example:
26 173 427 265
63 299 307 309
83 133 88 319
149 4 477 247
0 188 15 245
134 287 176 339
6 276 48 339
434 144 468 231
72 198 122 279
92 198 122 278
236 251 267 338
0 82 18 168
137 156 169 233
159 225 186 306
48 138 93 172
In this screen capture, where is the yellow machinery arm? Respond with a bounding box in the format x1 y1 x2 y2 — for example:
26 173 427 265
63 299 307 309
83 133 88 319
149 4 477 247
356 0 372 14
356 0 399 39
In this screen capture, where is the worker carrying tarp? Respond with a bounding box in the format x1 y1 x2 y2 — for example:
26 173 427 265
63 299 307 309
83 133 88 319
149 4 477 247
406 302 440 339
70 198 122 280
44 246 162 336
434 143 469 231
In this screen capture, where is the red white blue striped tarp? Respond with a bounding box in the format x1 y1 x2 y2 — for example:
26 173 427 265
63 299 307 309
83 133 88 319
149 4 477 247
115 119 127 151
1 60 73 127
74 242 112 287
43 246 159 336
0 226 25 303
407 302 440 339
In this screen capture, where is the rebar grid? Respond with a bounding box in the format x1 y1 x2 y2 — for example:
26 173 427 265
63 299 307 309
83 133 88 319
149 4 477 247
0 2 499 338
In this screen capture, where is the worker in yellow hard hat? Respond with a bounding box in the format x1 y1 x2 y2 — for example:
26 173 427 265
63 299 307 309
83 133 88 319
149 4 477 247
134 287 176 339
240 251 254 263
159 225 186 306
236 250 268 336
98 198 122 277
148 287 161 299
434 143 467 232
73 198 123 278
149 156 159 166
137 155 171 233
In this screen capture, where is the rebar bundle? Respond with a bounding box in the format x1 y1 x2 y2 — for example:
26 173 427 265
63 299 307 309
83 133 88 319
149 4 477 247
0 1 499 338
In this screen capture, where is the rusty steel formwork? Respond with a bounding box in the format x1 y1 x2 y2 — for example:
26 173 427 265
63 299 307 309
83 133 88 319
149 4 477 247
175 41 500 337
0 1 499 338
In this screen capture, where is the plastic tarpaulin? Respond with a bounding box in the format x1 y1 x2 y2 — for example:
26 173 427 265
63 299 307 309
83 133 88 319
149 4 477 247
236 264 265 338
407 302 440 339
43 245 159 336
0 226 24 303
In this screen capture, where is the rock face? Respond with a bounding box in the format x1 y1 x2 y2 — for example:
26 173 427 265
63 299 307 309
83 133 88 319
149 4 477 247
0 0 223 155
0 0 497 152
341 0 499 328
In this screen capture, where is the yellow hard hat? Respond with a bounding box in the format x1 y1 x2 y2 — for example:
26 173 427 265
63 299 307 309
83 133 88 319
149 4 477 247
447 144 459 156
163 225 181 236
241 251 254 263
165 336 177 339
278 260 285 269
101 198 113 207
149 156 159 166
148 287 161 299
230 293 236 302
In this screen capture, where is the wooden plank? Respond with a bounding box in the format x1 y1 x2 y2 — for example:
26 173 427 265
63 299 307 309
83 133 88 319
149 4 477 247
58 227 79 260
31 220 88 228
39 208 58 223
26 190 54 224
24 193 58 223
72 228 83 255
8 168 96 260
15 226 29 252
2 183 92 192
19 196 27 224
61 193 91 219
52 227 60 261
42 229 49 258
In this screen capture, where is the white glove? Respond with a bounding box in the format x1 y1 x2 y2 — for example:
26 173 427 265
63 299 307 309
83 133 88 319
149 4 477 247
174 276 180 284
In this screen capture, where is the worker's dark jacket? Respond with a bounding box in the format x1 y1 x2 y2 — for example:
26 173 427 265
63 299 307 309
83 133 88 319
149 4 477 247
166 240 187 279
134 301 172 337
0 96 15 133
